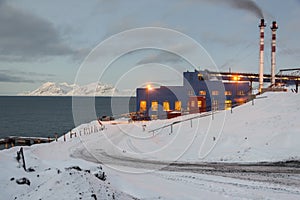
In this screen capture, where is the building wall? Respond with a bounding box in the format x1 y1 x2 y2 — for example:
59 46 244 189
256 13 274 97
136 70 251 119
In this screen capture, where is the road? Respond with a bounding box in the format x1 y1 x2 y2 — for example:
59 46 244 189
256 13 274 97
72 147 300 189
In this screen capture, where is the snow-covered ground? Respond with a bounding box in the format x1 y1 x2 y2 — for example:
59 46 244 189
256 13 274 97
1 91 300 199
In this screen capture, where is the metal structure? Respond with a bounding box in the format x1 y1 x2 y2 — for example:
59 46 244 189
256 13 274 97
209 70 300 86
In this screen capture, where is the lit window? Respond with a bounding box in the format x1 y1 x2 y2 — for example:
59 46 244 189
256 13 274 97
140 100 147 112
163 101 170 111
198 73 204 80
212 90 219 96
238 90 245 96
199 90 206 96
175 101 181 111
225 91 232 96
225 100 232 110
151 101 158 111
198 100 202 108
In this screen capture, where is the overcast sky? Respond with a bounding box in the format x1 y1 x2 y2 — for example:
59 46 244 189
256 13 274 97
0 0 300 95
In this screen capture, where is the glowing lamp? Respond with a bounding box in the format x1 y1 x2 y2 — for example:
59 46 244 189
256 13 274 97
233 76 240 81
147 84 153 90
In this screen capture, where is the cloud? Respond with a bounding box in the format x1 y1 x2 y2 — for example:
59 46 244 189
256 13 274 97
136 51 183 65
0 69 54 83
0 72 34 83
0 1 77 61
279 48 300 56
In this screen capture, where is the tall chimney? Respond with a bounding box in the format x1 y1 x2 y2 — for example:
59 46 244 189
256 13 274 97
258 19 266 93
270 21 278 86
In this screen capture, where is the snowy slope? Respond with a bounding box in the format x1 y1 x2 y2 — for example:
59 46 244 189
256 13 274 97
1 91 300 199
20 82 133 96
70 91 300 165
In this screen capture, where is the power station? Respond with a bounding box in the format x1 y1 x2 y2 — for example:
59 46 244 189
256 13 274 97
134 19 300 120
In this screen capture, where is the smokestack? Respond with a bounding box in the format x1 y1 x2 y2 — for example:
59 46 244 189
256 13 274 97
258 19 266 93
270 21 278 86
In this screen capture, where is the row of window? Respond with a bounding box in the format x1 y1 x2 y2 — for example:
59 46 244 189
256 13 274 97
140 99 233 112
140 100 182 112
189 99 232 110
188 90 245 96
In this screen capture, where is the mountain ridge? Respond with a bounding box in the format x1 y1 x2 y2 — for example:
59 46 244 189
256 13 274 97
19 82 134 96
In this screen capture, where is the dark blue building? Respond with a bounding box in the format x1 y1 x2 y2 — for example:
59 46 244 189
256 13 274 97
136 70 251 119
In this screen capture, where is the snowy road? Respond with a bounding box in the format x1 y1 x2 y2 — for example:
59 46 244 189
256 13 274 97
72 147 300 199
73 147 300 183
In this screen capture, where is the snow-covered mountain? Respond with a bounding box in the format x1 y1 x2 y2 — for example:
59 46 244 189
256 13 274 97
20 82 134 96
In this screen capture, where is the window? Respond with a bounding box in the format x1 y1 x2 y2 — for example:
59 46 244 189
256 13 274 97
198 73 204 80
197 100 202 108
212 90 219 96
188 90 194 96
225 100 232 110
191 101 195 108
140 100 147 112
163 101 170 111
199 90 206 96
238 90 245 96
212 99 218 110
175 101 181 111
151 101 158 111
151 115 158 120
225 91 232 96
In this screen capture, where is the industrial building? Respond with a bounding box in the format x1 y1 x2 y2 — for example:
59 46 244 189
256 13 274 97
136 70 251 119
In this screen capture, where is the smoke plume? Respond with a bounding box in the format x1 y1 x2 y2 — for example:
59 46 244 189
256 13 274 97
201 0 264 18
227 0 264 18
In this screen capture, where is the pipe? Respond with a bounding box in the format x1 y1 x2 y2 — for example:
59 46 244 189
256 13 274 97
271 21 278 86
259 19 266 93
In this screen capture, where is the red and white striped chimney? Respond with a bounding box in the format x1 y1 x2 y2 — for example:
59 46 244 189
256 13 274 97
258 19 266 93
270 21 278 86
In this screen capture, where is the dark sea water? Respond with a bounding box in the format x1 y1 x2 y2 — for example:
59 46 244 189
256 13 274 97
0 96 135 138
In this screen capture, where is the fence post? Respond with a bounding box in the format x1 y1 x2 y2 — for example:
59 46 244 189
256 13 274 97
170 124 173 134
190 119 192 128
20 147 26 171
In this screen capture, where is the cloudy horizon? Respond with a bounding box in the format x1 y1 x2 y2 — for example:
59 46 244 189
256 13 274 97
0 0 300 95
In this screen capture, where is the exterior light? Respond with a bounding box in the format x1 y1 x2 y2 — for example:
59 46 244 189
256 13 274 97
233 76 240 81
147 84 153 90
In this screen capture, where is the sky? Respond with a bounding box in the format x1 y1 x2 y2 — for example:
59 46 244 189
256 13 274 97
0 0 300 95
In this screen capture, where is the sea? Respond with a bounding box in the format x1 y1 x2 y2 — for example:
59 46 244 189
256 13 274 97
0 96 136 138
